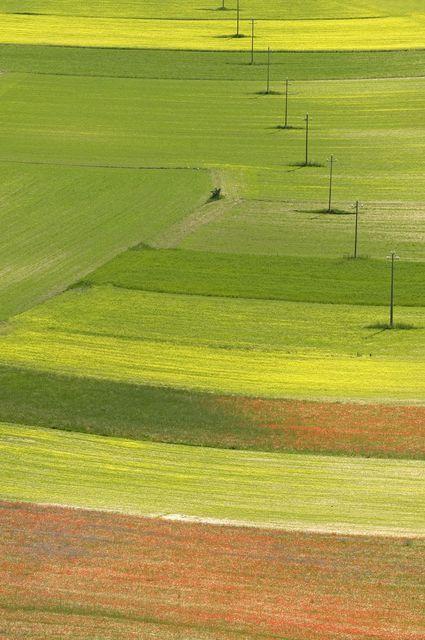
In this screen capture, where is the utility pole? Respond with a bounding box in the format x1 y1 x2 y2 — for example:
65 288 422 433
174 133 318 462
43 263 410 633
250 18 255 64
304 113 309 166
327 154 336 212
283 78 289 128
353 200 363 258
222 0 225 8
266 47 271 93
236 0 240 36
386 251 400 329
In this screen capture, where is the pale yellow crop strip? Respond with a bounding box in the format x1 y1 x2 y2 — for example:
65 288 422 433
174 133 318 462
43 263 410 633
0 423 424 537
0 13 424 51
0 328 424 401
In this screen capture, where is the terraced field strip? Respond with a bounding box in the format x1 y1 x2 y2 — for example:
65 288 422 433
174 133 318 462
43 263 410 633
1 501 424 640
3 45 425 81
13 287 425 359
1 287 424 401
1 423 424 536
0 13 425 51
89 249 425 304
181 199 425 260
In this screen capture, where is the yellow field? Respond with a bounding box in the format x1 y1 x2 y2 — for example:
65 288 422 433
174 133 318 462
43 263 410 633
0 13 424 51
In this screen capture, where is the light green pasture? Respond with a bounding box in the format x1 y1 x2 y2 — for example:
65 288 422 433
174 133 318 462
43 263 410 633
182 200 425 260
0 287 424 401
1 423 424 536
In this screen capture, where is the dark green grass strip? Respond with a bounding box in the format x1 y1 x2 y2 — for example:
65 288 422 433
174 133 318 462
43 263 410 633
1 44 425 80
0 365 423 460
85 248 425 307
0 364 250 447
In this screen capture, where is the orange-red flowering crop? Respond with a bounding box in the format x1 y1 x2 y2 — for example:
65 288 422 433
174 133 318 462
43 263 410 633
0 501 423 640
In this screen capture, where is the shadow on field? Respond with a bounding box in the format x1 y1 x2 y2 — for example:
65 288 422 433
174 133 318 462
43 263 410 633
295 207 353 215
366 322 419 333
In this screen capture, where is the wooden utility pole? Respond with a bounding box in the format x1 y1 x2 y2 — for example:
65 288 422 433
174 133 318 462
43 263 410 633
250 18 255 64
327 154 336 212
304 113 309 165
284 78 289 128
386 251 400 329
266 47 271 93
354 200 360 258
236 0 240 36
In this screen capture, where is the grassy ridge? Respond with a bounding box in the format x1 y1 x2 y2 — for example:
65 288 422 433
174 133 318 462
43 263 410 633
0 166 209 319
3 45 425 81
87 249 425 306
0 13 424 51
1 423 424 536
0 364 423 458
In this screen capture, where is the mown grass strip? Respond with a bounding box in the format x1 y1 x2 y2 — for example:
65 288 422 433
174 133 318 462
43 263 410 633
0 423 424 536
3 45 425 81
87 249 425 306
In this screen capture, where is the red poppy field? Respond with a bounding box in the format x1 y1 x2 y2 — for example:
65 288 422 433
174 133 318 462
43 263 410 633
0 501 423 640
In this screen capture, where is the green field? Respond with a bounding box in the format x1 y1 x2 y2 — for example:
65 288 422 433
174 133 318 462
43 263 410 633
3 45 425 81
1 422 424 536
1 73 424 205
182 200 425 260
88 249 425 305
9 286 425 357
0 166 209 318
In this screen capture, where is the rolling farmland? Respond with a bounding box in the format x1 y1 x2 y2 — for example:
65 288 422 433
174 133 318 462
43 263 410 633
0 1 424 638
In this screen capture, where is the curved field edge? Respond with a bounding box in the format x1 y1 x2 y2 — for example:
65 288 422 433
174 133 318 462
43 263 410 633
3 45 425 82
0 13 425 52
0 365 423 459
0 423 424 537
1 502 424 640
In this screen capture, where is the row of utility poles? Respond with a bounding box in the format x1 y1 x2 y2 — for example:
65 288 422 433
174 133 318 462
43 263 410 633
225 3 402 328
